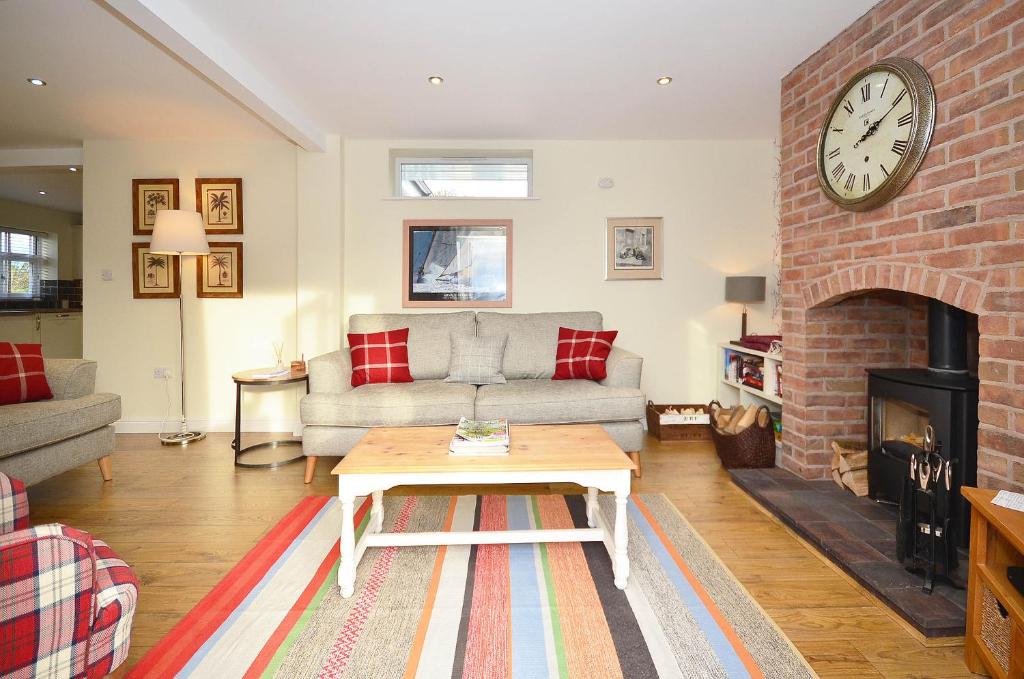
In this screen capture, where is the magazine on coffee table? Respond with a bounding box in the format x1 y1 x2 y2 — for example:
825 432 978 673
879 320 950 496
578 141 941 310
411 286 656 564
449 417 510 456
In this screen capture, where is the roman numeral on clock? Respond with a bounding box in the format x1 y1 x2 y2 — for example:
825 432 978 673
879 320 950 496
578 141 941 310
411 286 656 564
863 173 871 191
891 139 908 156
845 173 856 191
880 163 890 178
832 162 846 181
843 100 855 115
827 148 841 159
831 127 843 133
861 83 871 102
897 112 913 127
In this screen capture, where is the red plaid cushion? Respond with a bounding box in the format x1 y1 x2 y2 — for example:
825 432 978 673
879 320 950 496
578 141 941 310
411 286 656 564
347 328 414 387
0 474 30 534
552 327 618 381
0 343 52 406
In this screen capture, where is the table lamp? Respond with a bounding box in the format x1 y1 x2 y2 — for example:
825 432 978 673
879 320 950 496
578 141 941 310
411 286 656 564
150 209 210 445
725 275 766 341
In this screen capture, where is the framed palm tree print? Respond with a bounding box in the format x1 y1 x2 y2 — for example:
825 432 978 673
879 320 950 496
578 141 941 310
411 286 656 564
196 242 243 298
132 178 180 235
196 178 243 234
131 242 180 299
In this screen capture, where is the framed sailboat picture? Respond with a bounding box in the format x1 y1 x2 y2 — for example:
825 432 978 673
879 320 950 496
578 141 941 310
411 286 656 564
402 219 512 308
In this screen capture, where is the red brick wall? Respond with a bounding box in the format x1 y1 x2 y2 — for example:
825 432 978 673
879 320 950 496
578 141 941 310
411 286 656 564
779 0 1024 489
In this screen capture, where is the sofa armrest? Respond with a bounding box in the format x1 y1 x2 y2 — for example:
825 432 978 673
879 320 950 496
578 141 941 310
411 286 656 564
0 473 29 534
308 350 354 394
600 346 643 389
44 359 97 400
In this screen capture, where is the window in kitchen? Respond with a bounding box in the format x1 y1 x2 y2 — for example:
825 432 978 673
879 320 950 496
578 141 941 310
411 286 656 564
0 227 50 299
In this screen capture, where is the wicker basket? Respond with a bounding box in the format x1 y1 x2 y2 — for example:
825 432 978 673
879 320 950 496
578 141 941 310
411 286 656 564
981 584 1012 673
707 400 776 469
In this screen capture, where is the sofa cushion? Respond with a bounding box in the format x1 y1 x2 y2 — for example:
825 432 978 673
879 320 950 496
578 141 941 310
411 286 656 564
553 327 618 381
0 393 122 459
347 328 413 387
300 380 475 427
475 379 643 424
349 312 476 380
476 311 603 380
0 343 52 406
445 333 507 385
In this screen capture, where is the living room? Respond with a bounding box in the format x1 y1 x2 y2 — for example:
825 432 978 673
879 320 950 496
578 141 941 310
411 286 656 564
2 0 1023 677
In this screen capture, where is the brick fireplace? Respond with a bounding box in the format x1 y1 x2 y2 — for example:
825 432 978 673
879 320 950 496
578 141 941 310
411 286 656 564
779 0 1024 490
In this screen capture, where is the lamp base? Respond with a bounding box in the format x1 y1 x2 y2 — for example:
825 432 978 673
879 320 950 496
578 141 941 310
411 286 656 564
159 431 207 446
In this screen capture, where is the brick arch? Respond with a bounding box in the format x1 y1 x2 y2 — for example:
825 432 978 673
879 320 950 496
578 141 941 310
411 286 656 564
800 262 984 315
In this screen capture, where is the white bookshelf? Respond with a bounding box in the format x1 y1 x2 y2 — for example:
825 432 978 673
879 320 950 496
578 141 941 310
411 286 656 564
717 342 783 408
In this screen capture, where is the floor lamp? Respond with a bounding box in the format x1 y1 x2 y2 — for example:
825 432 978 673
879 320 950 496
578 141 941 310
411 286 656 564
150 209 210 445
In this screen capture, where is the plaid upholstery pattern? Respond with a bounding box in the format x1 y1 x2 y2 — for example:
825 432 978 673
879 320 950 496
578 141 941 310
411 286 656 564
0 475 139 678
0 474 30 534
0 343 53 406
347 328 414 387
552 327 619 381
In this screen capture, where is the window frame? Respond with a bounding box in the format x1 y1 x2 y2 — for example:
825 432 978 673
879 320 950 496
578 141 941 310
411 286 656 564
392 154 534 199
0 227 45 300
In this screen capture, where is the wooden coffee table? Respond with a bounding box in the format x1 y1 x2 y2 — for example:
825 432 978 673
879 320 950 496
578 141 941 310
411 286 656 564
331 424 636 598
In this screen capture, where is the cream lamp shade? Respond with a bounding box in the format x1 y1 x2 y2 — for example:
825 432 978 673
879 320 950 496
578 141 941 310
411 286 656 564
150 210 210 255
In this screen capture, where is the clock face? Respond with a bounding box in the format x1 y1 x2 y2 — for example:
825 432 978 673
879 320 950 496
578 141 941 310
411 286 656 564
816 58 935 212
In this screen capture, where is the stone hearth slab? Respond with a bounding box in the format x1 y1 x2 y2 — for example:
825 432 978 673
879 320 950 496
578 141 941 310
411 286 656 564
730 467 966 638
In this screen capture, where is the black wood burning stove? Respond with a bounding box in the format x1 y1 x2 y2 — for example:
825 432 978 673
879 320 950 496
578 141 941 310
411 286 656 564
867 300 978 588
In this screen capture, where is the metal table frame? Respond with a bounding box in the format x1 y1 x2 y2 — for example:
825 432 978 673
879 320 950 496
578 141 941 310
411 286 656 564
231 370 309 469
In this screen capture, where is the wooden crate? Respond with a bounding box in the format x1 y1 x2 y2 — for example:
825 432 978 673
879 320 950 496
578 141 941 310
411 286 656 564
646 402 712 442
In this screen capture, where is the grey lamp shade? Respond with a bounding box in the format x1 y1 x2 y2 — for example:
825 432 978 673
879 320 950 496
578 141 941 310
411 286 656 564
724 276 766 303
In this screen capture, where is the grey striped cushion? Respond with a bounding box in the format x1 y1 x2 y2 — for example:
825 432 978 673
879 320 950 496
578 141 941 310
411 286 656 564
444 333 507 385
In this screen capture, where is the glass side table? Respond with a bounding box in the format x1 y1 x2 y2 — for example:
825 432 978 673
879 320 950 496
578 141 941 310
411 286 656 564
231 367 309 468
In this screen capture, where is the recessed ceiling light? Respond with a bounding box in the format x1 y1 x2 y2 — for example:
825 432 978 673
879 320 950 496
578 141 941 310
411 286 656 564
656 76 673 86
38 191 46 195
68 166 78 172
427 75 444 85
26 78 46 87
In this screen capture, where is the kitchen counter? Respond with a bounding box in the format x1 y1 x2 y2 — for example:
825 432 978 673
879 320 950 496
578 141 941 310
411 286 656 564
0 308 82 316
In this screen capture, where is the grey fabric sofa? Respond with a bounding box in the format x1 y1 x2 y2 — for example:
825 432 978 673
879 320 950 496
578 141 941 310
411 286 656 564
0 359 121 485
300 311 645 483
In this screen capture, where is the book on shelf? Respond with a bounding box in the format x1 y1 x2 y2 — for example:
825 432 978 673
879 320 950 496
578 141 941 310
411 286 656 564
449 417 510 456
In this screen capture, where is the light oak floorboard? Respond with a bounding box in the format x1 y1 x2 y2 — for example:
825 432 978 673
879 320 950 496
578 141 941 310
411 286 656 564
22 433 977 678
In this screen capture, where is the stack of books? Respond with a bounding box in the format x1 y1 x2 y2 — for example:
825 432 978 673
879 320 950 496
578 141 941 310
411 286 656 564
449 417 510 456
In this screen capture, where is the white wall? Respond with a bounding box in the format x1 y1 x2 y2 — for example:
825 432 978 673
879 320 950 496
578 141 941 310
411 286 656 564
343 140 776 404
82 138 343 432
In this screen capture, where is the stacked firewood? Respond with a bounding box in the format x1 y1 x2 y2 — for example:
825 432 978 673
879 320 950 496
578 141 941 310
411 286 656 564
830 440 869 496
711 404 769 434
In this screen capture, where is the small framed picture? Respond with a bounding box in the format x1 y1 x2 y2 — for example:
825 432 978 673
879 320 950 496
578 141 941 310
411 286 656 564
197 242 243 298
606 217 663 280
131 243 180 299
196 178 243 234
132 179 180 235
402 219 512 308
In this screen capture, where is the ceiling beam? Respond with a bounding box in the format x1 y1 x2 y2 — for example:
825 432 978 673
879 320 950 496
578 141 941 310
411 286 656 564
100 0 326 152
0 148 84 168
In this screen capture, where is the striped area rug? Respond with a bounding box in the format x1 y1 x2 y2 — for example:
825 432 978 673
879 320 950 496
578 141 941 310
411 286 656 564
128 494 817 678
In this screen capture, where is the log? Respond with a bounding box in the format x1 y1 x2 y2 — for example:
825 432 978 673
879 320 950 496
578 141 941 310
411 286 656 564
841 468 869 497
831 440 869 496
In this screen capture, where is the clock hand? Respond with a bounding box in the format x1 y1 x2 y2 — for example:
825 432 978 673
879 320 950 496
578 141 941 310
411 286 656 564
854 98 903 148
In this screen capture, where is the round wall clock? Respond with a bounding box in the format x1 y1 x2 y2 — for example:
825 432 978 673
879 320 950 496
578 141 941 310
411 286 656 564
816 57 935 212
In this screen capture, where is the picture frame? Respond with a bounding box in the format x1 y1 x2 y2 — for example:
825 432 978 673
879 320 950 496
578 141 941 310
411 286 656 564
196 241 243 299
131 242 180 299
402 219 512 308
132 178 180 235
606 217 663 280
196 178 244 234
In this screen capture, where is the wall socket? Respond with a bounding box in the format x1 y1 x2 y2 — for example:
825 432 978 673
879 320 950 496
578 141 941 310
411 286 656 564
153 367 172 379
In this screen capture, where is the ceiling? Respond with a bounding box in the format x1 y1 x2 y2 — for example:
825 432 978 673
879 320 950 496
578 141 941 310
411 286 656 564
0 0 879 147
0 167 82 214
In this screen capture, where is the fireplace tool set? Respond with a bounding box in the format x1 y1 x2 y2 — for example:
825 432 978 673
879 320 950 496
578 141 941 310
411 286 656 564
896 425 961 593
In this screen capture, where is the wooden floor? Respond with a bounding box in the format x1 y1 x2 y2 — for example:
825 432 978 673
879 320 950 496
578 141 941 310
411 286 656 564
25 432 980 678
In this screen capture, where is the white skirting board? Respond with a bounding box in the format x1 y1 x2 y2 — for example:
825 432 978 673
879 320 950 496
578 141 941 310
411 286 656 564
114 419 302 436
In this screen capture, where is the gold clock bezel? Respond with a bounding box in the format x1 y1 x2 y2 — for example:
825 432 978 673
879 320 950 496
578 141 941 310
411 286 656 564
815 57 936 213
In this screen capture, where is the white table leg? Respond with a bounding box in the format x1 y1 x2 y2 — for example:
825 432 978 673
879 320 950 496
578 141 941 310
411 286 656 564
613 489 629 589
339 493 356 598
371 490 384 533
586 487 598 528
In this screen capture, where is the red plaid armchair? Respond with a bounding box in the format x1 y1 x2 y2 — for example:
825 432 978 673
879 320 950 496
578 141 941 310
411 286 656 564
0 473 139 678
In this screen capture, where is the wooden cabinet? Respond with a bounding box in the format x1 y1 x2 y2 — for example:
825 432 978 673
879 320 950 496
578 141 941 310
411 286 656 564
0 312 82 358
963 487 1024 679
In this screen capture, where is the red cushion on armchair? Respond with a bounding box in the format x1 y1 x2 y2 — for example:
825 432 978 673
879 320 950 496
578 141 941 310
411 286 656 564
0 343 52 406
